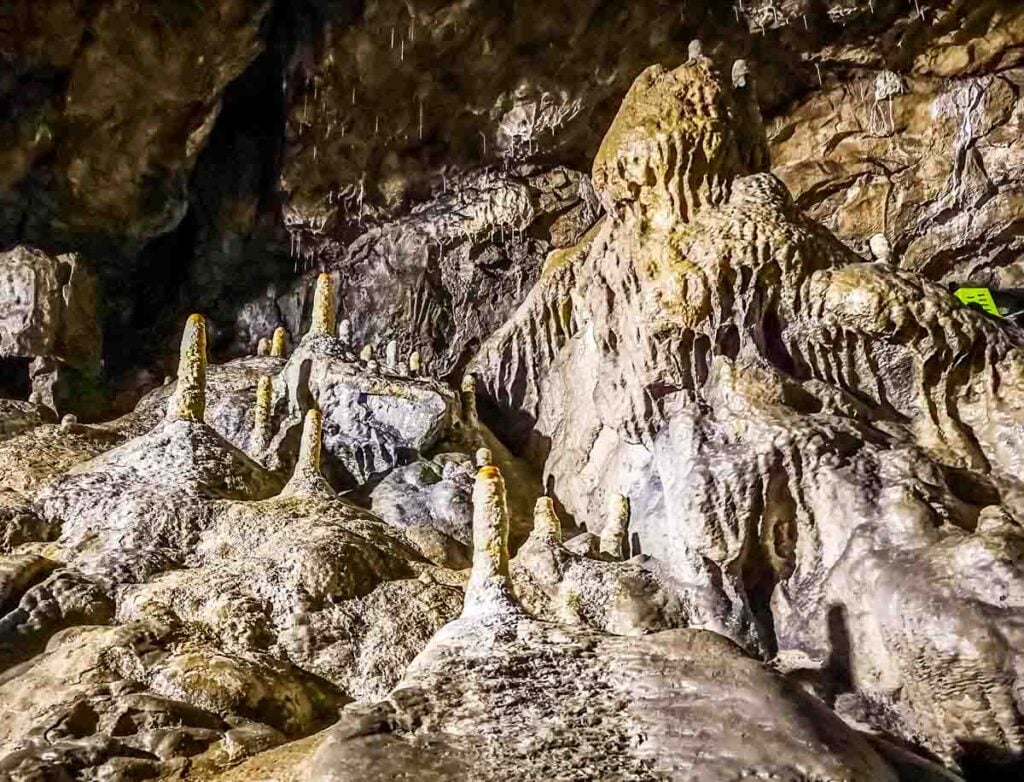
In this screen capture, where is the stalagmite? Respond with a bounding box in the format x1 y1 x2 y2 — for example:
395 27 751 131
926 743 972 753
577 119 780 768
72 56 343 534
600 492 630 560
310 273 336 338
59 414 77 433
385 339 398 370
250 376 272 455
869 233 893 263
532 496 562 544
359 344 373 362
475 447 493 467
408 350 422 375
687 39 703 61
463 465 517 617
731 58 750 88
337 318 352 345
257 337 271 356
167 314 206 423
271 327 288 357
461 373 479 428
282 408 325 496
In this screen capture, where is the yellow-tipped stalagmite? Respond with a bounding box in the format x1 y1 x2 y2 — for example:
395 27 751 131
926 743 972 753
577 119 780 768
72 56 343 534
461 373 479 428
271 327 288 357
600 492 630 560
310 273 335 338
359 344 373 362
250 375 272 455
167 314 207 423
532 497 563 544
297 408 322 475
283 408 326 497
257 337 271 356
464 465 516 616
475 447 493 467
409 350 422 375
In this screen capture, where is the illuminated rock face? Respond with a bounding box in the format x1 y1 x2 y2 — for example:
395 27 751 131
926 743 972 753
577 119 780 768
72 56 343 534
470 58 1024 770
1 5 1024 780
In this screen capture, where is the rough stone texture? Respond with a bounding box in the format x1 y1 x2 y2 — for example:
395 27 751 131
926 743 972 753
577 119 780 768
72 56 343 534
265 168 599 376
308 613 901 781
116 486 462 702
470 57 1024 773
369 455 475 568
113 355 285 446
0 399 56 442
0 0 272 245
1 4 1024 781
768 4 1024 285
267 333 459 486
511 525 715 638
0 246 102 411
37 419 282 582
0 617 343 779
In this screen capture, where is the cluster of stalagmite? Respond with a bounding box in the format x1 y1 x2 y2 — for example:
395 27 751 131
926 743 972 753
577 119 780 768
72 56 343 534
167 314 207 423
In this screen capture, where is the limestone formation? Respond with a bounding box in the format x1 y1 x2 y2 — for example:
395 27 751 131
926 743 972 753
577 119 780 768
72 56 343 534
384 339 398 371
869 232 893 262
282 408 324 497
531 496 561 544
309 273 335 338
2 8 1024 780
271 327 288 358
166 314 206 423
250 375 272 456
599 492 630 560
461 373 479 428
463 466 516 618
466 52 1024 777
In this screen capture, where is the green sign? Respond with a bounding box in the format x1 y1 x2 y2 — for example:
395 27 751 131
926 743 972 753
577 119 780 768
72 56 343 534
954 287 1000 316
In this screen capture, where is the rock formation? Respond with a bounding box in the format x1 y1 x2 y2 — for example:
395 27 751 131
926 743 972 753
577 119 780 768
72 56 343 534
0 3 1022 781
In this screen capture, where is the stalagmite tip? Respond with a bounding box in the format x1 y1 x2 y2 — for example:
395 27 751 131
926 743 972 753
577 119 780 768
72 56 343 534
167 314 207 423
600 492 630 560
310 273 336 338
271 327 288 358
532 496 563 544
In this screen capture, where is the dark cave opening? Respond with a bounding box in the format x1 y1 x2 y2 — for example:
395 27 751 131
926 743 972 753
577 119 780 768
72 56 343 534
0 357 31 400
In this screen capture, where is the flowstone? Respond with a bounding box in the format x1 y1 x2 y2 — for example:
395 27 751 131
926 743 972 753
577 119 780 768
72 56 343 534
469 57 1024 773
